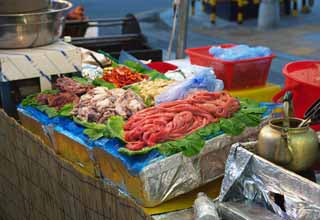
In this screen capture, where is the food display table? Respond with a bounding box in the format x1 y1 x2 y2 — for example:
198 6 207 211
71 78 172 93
0 46 296 220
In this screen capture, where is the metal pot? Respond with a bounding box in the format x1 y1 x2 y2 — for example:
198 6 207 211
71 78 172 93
257 117 319 171
0 1 72 49
0 0 50 14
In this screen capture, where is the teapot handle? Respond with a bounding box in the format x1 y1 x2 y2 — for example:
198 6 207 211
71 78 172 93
281 128 293 164
272 85 297 103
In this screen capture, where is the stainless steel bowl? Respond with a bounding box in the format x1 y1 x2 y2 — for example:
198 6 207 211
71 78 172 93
0 1 72 49
0 0 50 14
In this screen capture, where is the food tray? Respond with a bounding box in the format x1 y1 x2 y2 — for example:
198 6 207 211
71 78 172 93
185 44 275 90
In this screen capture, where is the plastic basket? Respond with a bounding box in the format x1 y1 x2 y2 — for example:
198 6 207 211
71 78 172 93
185 44 276 90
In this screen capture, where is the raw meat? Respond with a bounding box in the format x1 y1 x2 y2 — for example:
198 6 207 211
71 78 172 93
55 76 93 95
36 92 79 110
124 91 240 151
72 87 146 123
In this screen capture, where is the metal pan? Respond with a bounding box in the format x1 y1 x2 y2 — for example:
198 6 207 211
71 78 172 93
0 1 72 49
0 0 50 14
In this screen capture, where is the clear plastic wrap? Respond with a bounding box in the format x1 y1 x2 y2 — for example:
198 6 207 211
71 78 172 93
155 69 224 105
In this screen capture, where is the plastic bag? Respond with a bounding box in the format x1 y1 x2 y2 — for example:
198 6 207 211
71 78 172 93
209 44 272 61
155 68 224 105
82 64 103 80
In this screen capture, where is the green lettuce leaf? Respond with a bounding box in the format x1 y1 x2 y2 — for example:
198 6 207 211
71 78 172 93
158 133 205 157
106 116 125 141
118 145 158 156
92 78 116 89
239 98 260 109
196 123 220 138
219 118 245 136
21 94 38 107
72 76 91 85
83 128 104 140
73 116 126 141
73 117 107 130
58 104 74 117
123 60 169 80
36 105 59 118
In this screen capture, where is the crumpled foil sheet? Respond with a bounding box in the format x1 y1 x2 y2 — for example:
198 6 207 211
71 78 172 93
219 144 320 220
138 127 259 207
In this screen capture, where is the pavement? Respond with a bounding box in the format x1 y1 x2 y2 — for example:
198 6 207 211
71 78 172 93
138 1 320 86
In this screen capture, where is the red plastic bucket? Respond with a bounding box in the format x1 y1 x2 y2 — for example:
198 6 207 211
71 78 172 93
273 60 320 131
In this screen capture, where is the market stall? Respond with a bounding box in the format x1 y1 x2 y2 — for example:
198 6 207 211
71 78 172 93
0 40 282 218
1 1 320 219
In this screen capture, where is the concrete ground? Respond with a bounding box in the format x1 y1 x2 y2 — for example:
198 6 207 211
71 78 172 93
138 1 320 86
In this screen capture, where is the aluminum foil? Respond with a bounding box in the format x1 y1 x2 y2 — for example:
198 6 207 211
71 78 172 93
193 192 220 220
152 201 282 220
138 127 259 207
219 144 320 220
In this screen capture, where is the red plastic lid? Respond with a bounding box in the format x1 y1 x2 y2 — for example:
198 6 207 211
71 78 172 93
283 61 320 88
147 62 178 74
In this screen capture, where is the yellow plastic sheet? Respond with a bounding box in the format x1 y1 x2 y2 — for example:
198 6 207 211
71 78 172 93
143 178 222 215
228 84 281 102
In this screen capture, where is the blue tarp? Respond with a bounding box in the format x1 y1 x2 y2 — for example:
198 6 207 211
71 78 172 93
17 105 163 175
17 102 280 176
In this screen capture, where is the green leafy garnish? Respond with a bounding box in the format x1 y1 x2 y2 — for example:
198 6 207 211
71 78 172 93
118 145 158 156
73 116 126 141
239 98 260 109
157 133 205 157
123 60 169 80
58 104 74 117
106 116 125 141
83 128 104 140
21 94 38 107
97 50 119 64
92 78 116 89
72 76 91 85
196 123 220 138
36 105 59 118
73 117 107 130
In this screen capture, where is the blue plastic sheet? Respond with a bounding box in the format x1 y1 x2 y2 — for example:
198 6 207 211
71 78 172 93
17 105 163 175
17 102 279 176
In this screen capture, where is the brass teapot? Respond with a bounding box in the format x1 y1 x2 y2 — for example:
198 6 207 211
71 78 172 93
257 93 319 172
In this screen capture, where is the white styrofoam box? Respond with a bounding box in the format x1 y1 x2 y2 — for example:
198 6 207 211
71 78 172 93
0 41 82 86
